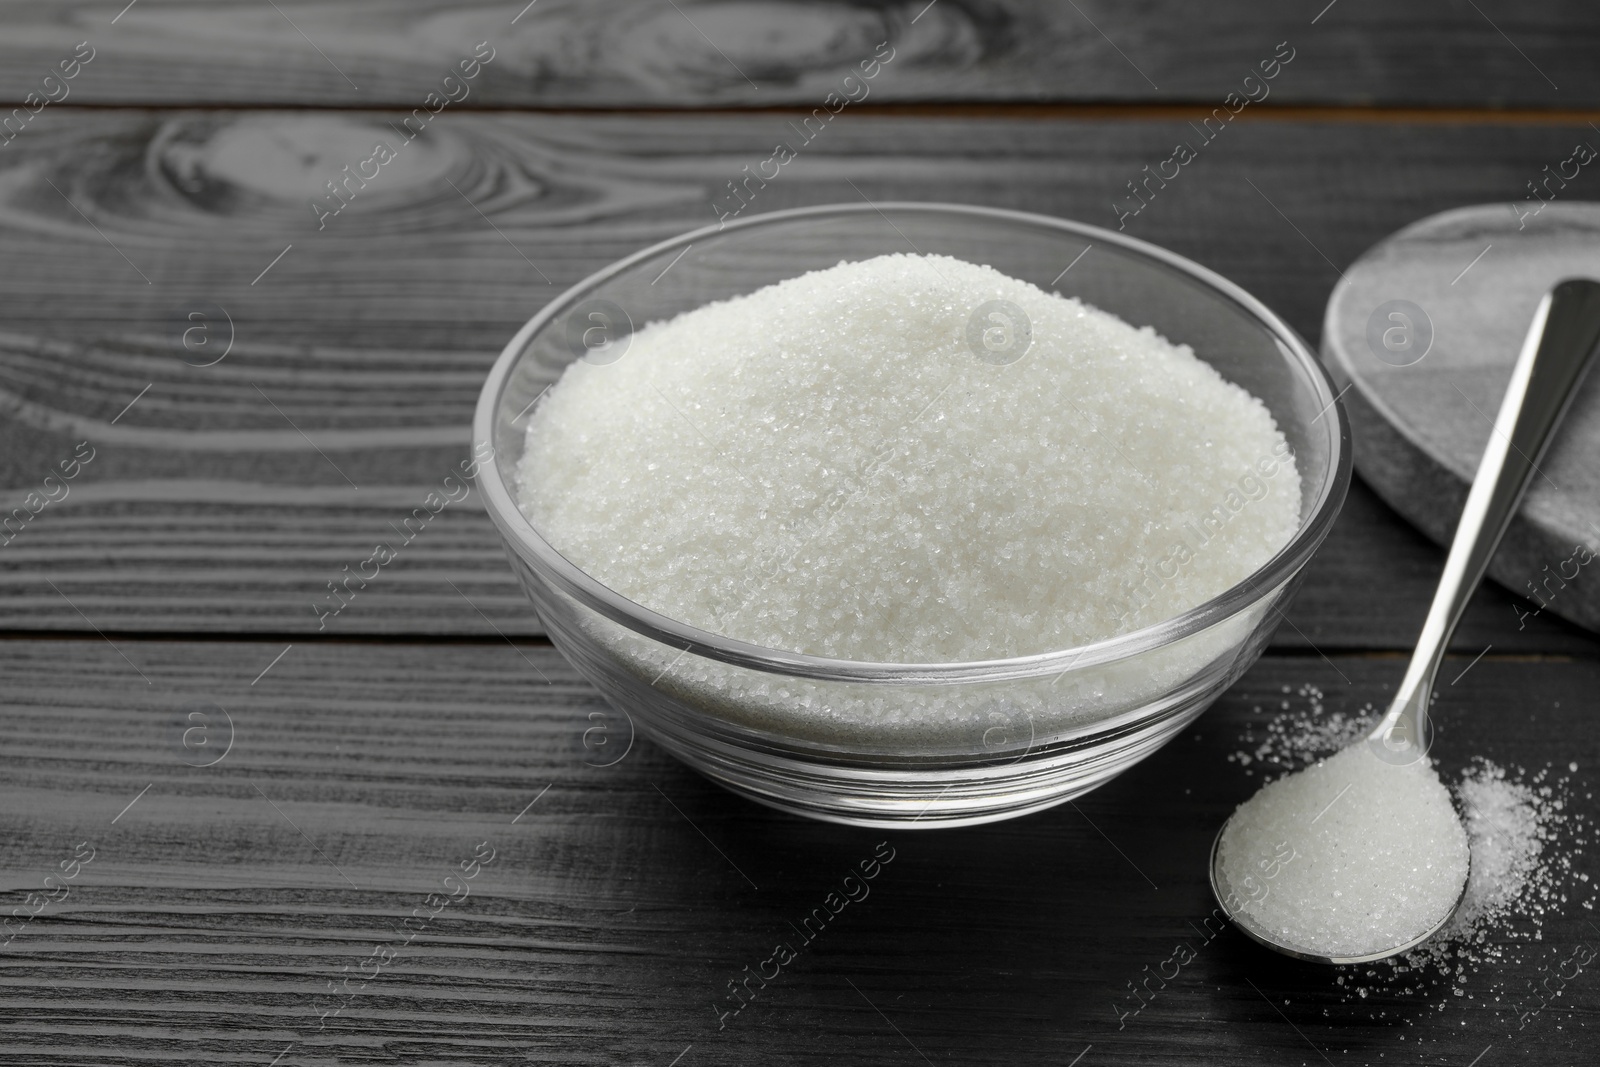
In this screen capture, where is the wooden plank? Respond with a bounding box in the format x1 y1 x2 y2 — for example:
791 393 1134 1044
2 638 1597 1064
0 0 1594 108
4 110 1600 650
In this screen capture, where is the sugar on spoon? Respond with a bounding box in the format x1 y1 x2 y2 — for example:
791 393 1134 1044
1210 277 1600 964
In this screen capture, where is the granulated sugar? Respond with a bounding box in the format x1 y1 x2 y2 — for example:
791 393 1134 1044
1336 762 1596 1026
519 253 1299 665
1217 744 1471 960
1229 684 1374 773
1446 762 1546 934
1230 694 1595 1011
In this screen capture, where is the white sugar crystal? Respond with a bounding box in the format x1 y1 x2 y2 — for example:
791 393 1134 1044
518 253 1299 672
1444 764 1543 933
1218 745 1470 960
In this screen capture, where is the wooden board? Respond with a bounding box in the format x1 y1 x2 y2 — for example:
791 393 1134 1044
6 111 1600 648
3 638 1597 1065
0 0 1595 109
1323 202 1600 634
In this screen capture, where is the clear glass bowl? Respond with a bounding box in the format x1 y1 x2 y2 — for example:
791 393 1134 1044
473 203 1350 828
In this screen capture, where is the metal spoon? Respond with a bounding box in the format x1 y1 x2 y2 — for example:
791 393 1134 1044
1211 277 1600 964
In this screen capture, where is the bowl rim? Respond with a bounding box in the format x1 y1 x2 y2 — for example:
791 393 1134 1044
472 201 1351 684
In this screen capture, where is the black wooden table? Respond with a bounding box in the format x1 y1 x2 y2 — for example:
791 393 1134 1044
3 3 1599 1064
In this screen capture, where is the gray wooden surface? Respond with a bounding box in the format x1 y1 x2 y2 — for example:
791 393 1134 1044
4 640 1597 1065
0 0 1593 107
4 111 1600 652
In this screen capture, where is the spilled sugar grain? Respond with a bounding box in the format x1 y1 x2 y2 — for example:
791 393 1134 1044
1233 690 1595 1014
1447 763 1550 936
1358 760 1595 1020
1228 684 1371 773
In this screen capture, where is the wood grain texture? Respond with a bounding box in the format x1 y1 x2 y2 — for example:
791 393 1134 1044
3 109 1600 647
6 110 1600 651
0 0 1597 109
2 637 1597 1065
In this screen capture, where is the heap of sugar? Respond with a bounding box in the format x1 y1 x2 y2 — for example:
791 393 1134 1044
518 253 1300 666
1216 743 1470 960
1446 761 1546 935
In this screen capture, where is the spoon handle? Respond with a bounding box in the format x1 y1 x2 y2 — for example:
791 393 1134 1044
1372 278 1600 758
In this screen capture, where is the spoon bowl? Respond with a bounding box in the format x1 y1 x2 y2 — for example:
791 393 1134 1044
1208 813 1469 965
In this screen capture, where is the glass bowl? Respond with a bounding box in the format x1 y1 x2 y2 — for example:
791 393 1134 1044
473 203 1350 828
